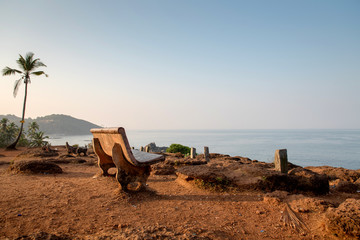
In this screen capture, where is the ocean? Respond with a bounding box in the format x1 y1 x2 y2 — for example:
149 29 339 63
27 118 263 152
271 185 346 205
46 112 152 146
47 129 360 170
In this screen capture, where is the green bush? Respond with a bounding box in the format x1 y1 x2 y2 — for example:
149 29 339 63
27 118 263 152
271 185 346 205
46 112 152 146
72 144 79 149
27 121 48 147
166 143 191 155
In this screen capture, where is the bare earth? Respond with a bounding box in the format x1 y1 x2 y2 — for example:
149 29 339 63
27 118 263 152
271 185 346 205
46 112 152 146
0 146 359 240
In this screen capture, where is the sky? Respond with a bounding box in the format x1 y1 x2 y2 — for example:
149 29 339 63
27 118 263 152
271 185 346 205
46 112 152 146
0 0 359 130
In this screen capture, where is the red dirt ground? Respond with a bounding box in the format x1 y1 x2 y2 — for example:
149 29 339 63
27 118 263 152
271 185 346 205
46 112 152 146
0 146 359 240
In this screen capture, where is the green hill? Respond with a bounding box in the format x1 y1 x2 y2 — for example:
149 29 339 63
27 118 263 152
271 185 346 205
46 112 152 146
0 114 101 135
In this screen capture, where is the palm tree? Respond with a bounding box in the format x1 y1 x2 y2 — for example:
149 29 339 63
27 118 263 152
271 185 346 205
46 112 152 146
2 52 48 150
28 131 49 148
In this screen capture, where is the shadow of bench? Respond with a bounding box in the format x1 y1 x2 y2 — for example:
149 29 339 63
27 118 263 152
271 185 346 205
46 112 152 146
90 127 165 192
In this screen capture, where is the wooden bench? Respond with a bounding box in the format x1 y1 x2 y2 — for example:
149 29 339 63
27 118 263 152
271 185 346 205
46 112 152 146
90 127 165 191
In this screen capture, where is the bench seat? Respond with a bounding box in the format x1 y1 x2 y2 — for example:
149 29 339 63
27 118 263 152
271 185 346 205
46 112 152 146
90 127 165 191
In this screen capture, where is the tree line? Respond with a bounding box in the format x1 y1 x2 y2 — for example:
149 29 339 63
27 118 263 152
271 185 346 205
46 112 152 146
0 118 49 148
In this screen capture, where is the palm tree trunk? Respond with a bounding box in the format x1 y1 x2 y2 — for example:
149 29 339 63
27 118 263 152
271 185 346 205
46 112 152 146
6 79 28 150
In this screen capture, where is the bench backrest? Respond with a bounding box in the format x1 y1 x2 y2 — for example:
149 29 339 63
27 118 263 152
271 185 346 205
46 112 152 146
90 127 139 166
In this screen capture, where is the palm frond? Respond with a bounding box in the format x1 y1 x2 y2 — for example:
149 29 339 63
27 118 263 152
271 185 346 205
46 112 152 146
13 78 23 97
31 71 48 77
16 52 46 72
25 52 35 70
280 203 309 234
33 59 47 68
16 54 27 71
2 67 22 76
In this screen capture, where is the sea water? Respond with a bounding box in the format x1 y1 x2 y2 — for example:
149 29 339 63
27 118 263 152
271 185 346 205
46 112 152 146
47 129 360 170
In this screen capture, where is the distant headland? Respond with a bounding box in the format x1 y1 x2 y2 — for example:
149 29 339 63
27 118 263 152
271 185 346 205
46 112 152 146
0 114 100 135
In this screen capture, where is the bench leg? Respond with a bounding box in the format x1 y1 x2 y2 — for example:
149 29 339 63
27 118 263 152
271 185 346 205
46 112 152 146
92 138 116 176
112 143 151 191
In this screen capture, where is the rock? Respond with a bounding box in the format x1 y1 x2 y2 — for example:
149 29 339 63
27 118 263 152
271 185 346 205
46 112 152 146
258 167 329 195
255 210 265 214
8 160 63 174
265 190 289 200
288 167 329 195
288 162 301 170
263 196 281 206
306 166 360 183
288 196 333 213
176 165 229 183
165 158 207 166
325 198 360 239
258 174 298 192
176 162 329 195
163 152 183 158
145 142 168 153
334 181 358 193
151 164 176 175
208 153 230 158
356 178 360 184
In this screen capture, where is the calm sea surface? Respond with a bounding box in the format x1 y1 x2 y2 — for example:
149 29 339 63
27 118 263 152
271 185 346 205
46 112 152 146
48 129 360 170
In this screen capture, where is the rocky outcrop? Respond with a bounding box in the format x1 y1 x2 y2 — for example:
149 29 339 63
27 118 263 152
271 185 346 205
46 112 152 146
175 160 330 195
145 142 168 153
306 166 360 183
288 167 329 195
325 198 360 239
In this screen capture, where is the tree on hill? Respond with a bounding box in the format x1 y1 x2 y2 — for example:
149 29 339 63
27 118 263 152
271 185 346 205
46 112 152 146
2 52 48 150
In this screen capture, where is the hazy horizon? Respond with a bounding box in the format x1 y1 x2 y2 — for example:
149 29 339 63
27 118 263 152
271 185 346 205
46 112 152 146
1 1 359 130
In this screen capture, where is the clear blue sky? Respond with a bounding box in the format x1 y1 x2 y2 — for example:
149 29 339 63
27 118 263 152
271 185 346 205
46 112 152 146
1 0 359 129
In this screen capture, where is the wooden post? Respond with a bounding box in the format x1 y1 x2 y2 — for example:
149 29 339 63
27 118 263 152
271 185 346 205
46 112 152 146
204 146 209 162
140 146 144 152
274 149 288 174
190 147 196 159
145 146 150 153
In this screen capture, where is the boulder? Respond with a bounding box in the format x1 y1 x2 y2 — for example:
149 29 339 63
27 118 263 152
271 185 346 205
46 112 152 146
288 167 329 195
258 167 329 195
325 198 360 239
145 142 168 153
333 181 359 193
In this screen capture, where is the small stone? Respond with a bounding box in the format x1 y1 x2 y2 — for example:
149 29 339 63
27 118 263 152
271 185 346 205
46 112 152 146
256 210 264 215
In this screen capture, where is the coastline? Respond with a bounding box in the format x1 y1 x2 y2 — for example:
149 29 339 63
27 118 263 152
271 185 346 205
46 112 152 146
0 145 359 239
47 129 360 170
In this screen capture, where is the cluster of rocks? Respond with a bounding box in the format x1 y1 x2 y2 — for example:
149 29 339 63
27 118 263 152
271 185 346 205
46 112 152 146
325 198 360 239
144 142 168 153
152 153 360 196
